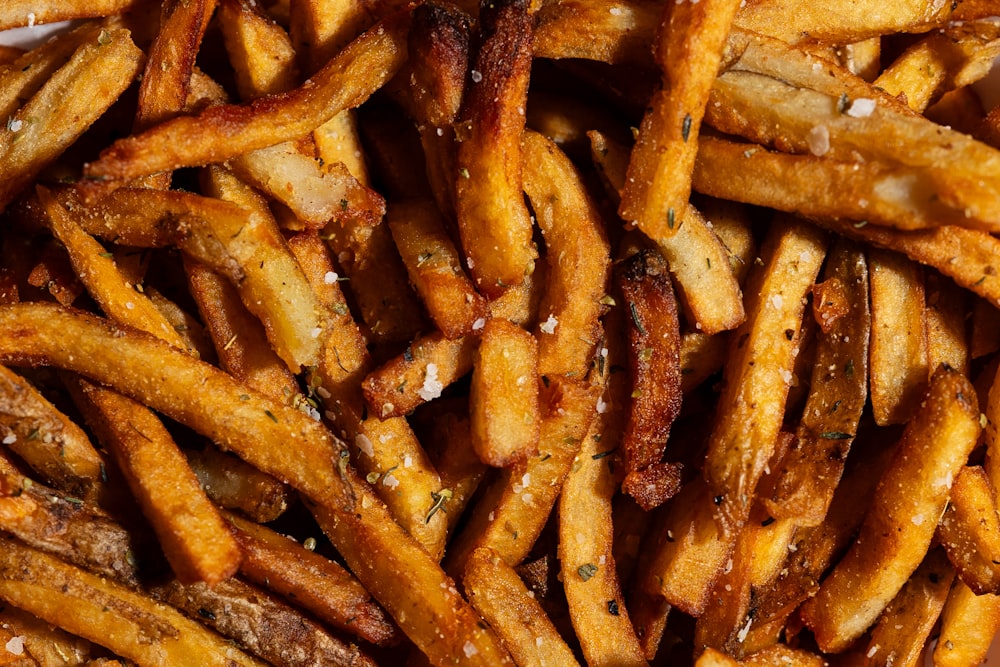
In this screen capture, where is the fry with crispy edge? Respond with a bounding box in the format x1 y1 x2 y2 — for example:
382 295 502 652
226 511 399 647
618 0 742 243
522 129 611 377
79 13 410 193
0 2 140 30
936 465 1000 594
705 217 827 533
464 547 582 667
0 536 265 666
0 28 143 212
764 239 869 525
801 364 981 652
0 302 512 665
454 0 537 296
0 364 106 502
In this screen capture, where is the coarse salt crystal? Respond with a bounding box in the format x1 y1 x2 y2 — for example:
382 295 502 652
356 434 375 457
847 98 876 118
539 314 558 334
324 271 338 284
5 636 24 656
807 125 830 156
418 363 443 401
463 642 478 657
1 434 15 445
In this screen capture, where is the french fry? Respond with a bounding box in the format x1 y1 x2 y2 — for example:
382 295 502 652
521 129 611 377
80 13 410 192
75 379 242 586
0 451 140 587
868 249 928 426
533 0 659 67
934 580 1000 667
218 0 300 100
764 239 869 526
617 0 742 246
800 364 981 652
0 364 106 502
453 0 537 296
0 537 266 667
150 577 379 667
704 217 827 533
0 28 143 212
464 547 582 667
469 318 541 467
447 376 598 571
925 271 969 375
225 511 400 647
187 446 292 524
387 199 486 339
851 547 953 667
874 19 1000 113
615 248 682 509
0 604 98 666
936 465 1000 594
732 0 956 44
0 2 139 30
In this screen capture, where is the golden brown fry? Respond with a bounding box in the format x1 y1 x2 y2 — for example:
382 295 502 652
187 446 292 524
705 218 827 532
925 271 969 375
732 0 956 44
868 249 928 426
558 386 647 666
185 260 302 406
151 577 379 667
533 0 659 66
387 199 486 339
226 511 399 647
764 239 869 526
470 318 540 467
80 14 410 191
0 3 138 30
0 604 98 666
77 380 242 586
363 332 476 419
464 547 582 667
447 376 598 571
937 465 1000 594
852 547 953 667
801 364 981 652
692 136 990 232
0 28 143 212
454 0 537 296
219 0 300 100
874 19 1000 113
0 537 266 666
0 365 105 501
617 0 742 244
934 580 1000 667
521 129 611 377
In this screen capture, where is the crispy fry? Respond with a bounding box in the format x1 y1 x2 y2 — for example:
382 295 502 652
187 446 292 524
0 2 139 30
0 364 106 501
226 511 400 647
764 239 869 525
80 14 410 191
470 318 541 467
454 0 537 296
934 580 1000 667
704 218 827 533
464 547 582 667
218 0 299 100
617 0 742 244
0 537 266 666
521 129 611 377
868 249 928 426
76 380 242 586
0 28 143 212
615 249 682 509
937 465 1000 594
801 364 981 652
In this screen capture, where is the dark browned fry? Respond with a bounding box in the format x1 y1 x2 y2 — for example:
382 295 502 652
615 249 682 509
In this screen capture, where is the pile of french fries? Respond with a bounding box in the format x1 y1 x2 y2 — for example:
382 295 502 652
1 0 1000 664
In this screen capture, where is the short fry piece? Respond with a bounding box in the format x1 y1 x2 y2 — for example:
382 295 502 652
937 465 1000 594
470 318 540 467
